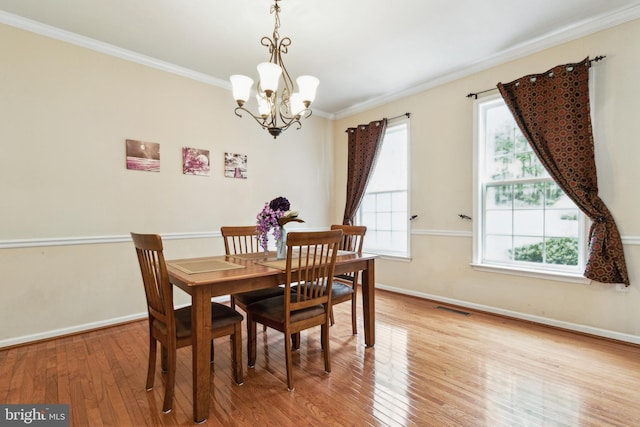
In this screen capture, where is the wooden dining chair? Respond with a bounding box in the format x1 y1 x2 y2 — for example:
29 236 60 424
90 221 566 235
131 232 244 414
329 224 367 334
245 229 342 391
221 226 286 317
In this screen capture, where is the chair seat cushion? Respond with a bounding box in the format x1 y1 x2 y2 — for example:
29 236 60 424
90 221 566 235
331 282 354 299
233 287 285 306
246 294 325 323
156 303 243 339
293 282 353 302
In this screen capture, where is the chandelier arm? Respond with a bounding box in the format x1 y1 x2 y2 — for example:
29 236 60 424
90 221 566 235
234 106 270 130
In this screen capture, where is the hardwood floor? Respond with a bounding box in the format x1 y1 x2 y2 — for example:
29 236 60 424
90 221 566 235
1 290 639 426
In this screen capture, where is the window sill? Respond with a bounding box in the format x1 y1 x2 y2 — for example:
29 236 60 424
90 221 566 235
470 263 591 284
365 252 412 262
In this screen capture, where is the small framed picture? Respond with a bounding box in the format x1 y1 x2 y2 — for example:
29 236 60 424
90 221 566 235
126 139 160 172
224 152 247 179
183 147 210 176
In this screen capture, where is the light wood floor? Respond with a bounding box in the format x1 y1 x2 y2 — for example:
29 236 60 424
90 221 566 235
1 290 640 426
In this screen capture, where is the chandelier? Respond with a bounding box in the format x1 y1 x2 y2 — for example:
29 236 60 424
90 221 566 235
230 0 319 139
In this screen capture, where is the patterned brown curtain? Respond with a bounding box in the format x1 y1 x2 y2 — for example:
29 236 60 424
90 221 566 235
497 57 629 286
342 119 387 225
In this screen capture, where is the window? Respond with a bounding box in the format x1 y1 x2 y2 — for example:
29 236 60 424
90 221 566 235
356 119 410 257
474 95 586 276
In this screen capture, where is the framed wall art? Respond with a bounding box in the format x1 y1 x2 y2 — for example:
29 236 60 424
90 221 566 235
183 147 210 176
126 139 160 172
224 152 247 179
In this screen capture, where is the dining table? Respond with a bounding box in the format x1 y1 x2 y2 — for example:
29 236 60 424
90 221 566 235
166 250 376 423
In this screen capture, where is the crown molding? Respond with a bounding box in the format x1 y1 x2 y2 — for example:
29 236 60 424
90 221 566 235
333 3 640 119
0 10 230 88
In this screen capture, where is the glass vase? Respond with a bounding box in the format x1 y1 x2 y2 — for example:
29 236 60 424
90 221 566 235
276 226 287 260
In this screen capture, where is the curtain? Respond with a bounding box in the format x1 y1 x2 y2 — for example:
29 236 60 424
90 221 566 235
497 57 629 286
342 119 387 225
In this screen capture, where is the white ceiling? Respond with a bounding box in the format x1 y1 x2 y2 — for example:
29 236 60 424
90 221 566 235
1 0 640 118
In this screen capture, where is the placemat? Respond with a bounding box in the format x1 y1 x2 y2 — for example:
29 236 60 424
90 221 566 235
228 252 271 261
169 259 245 274
257 250 355 271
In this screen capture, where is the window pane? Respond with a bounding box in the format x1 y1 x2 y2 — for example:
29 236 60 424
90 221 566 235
512 236 544 263
361 212 375 229
392 212 407 231
515 151 546 179
391 191 407 210
485 210 512 235
377 212 391 230
545 237 579 266
484 235 512 261
545 209 579 238
514 209 544 236
377 192 391 212
514 183 544 208
361 194 376 212
486 185 513 209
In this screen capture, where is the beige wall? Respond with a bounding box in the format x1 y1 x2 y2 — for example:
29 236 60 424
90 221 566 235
2 17 639 347
333 19 640 342
0 24 333 345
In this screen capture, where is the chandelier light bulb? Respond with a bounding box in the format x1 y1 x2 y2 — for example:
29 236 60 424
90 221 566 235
256 94 271 118
297 75 319 106
257 62 282 97
289 93 305 117
230 75 253 106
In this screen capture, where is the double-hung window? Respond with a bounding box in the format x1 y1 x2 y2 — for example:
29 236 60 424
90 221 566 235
474 95 587 277
356 118 410 258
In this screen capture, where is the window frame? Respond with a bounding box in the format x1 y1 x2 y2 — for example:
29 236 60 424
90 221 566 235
355 118 411 259
472 94 589 283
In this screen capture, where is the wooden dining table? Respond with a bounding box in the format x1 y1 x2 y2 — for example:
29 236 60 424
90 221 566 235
166 250 376 423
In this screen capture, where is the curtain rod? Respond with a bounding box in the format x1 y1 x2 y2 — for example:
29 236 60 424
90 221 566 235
465 55 606 99
389 112 411 121
345 112 411 133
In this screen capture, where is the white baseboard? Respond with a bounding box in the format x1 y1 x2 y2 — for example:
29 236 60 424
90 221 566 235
376 283 640 345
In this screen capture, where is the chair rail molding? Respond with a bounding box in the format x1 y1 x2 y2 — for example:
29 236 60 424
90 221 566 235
0 232 220 249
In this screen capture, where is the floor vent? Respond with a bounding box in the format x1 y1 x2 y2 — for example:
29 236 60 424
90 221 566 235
436 306 471 316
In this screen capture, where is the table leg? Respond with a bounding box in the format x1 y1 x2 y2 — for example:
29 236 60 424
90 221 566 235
361 259 375 347
191 287 211 423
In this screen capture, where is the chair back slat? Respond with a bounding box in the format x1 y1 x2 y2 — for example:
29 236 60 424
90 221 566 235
285 230 342 313
131 233 173 329
330 225 366 252
221 226 261 255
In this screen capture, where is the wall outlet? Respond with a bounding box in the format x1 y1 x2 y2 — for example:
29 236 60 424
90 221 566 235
615 283 629 293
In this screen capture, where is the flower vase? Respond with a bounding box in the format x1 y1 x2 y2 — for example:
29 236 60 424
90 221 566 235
276 226 287 260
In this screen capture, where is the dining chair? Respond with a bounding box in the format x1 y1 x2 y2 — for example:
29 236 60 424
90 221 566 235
221 226 286 317
245 229 343 391
329 224 367 334
131 232 244 414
